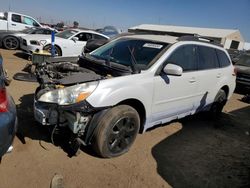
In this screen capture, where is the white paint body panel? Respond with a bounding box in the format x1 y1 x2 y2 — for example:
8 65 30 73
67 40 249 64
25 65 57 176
0 12 42 31
87 41 236 132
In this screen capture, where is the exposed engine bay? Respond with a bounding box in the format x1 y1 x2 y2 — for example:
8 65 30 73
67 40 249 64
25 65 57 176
34 55 133 155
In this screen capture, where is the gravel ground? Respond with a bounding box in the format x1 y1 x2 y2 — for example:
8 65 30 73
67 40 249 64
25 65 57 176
0 49 249 188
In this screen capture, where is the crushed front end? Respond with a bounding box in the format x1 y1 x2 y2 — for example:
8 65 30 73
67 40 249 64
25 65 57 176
33 57 107 153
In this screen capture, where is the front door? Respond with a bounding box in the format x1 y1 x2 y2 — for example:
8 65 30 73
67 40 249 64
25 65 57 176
152 45 199 123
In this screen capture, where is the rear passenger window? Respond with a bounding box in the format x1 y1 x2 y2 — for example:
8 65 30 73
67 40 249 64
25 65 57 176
76 33 93 41
11 14 21 23
167 45 197 72
216 50 231 67
198 46 219 70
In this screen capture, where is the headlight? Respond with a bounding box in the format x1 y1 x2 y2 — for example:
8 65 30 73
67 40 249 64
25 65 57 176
38 82 98 105
30 40 40 45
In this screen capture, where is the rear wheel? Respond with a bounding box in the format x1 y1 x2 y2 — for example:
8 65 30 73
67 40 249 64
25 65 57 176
3 36 19 50
209 89 227 118
93 105 140 158
43 45 62 56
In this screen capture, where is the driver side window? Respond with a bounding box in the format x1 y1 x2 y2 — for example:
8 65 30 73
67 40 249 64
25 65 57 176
167 45 198 72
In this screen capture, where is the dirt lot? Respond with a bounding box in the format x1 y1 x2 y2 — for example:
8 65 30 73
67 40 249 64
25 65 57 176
0 49 249 188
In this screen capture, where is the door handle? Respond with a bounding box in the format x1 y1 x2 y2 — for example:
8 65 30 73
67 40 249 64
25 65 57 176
189 77 196 83
217 73 222 78
11 23 16 26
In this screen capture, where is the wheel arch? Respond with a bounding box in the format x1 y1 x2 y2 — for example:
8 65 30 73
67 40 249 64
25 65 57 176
43 43 62 56
220 85 229 98
117 98 146 133
54 44 62 56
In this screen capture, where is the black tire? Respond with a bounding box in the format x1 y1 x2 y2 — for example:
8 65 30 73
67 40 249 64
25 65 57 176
3 36 19 50
93 105 140 158
209 89 227 119
43 45 62 56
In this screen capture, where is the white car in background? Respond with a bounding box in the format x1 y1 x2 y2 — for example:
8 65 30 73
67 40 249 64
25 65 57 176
20 29 109 56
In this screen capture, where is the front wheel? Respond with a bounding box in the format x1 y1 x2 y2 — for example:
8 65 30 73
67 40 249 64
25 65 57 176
3 36 19 50
93 105 140 158
43 45 62 56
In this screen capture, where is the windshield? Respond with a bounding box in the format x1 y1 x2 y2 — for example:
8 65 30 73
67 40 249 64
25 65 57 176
56 29 78 39
90 38 167 70
235 54 250 67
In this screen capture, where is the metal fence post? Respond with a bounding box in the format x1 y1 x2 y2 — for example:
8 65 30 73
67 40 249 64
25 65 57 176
51 30 55 57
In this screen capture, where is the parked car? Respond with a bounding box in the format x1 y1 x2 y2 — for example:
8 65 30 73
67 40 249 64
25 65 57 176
83 33 132 53
0 55 17 158
83 38 109 53
20 29 109 56
0 27 57 50
0 11 42 31
96 26 121 38
33 34 236 158
234 53 250 88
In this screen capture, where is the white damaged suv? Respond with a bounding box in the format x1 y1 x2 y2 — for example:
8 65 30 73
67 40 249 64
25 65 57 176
34 34 236 158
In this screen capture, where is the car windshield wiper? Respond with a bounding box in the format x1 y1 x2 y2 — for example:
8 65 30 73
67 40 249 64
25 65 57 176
127 46 139 74
85 54 131 72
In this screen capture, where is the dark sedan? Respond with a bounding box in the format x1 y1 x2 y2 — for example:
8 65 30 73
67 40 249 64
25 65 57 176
234 53 250 88
0 55 17 158
0 27 56 50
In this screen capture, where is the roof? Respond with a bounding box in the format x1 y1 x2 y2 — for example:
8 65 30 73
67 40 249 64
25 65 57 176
62 29 110 39
124 34 178 44
129 24 240 38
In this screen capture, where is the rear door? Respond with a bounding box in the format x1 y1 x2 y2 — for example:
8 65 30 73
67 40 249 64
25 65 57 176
152 44 199 123
193 45 221 110
8 13 23 30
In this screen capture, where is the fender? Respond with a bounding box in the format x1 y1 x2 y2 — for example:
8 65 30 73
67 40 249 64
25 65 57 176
87 73 154 118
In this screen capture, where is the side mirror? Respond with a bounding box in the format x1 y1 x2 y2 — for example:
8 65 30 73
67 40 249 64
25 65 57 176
72 37 79 42
163 63 183 76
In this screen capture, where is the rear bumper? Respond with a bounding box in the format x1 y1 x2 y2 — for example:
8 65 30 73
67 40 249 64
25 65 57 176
236 78 250 87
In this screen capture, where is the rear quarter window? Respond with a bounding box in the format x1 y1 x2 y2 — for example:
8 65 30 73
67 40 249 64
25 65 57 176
197 46 219 70
216 49 231 67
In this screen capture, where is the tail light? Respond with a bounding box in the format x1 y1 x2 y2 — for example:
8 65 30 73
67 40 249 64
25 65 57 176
0 88 8 112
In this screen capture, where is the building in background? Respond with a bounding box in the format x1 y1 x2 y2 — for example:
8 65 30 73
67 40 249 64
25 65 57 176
129 24 245 50
244 42 250 50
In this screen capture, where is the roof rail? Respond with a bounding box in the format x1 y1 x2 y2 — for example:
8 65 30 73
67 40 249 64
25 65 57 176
177 34 222 47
